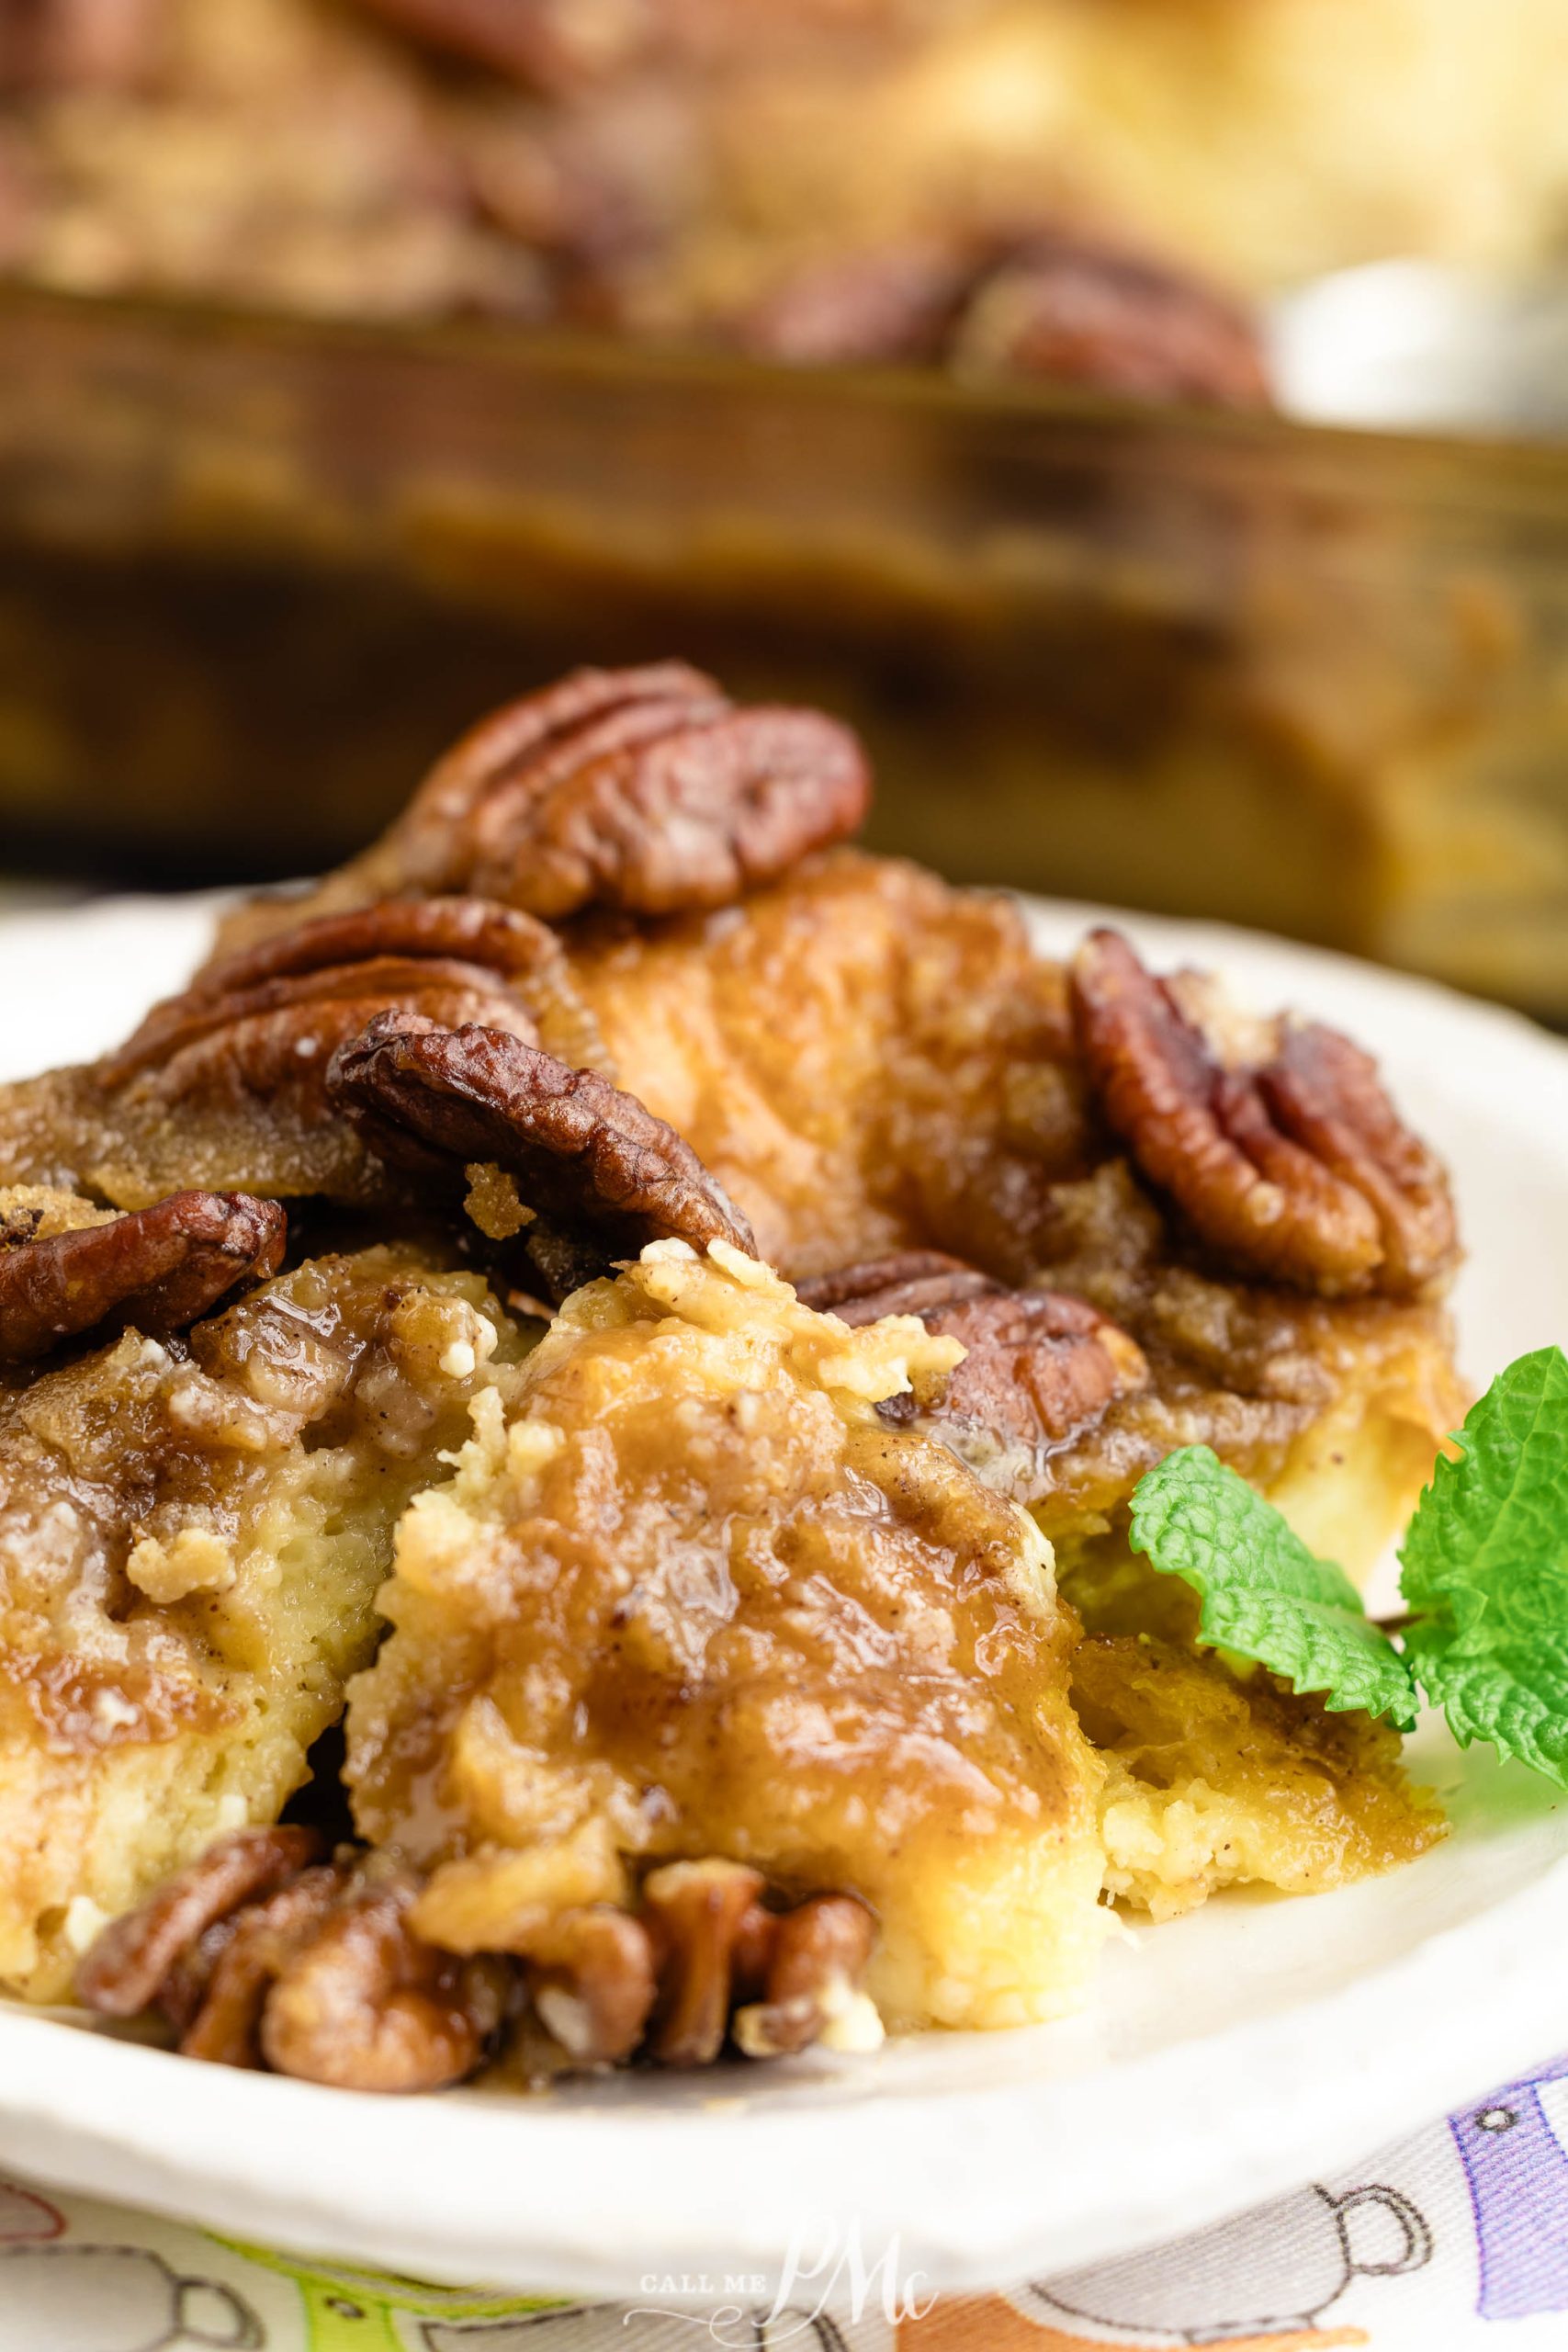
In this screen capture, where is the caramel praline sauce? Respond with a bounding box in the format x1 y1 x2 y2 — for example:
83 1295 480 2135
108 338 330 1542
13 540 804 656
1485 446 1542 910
348 1241 1111 2030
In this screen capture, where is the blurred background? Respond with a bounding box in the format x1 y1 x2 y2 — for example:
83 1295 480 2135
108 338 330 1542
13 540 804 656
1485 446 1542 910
3 0 1568 1016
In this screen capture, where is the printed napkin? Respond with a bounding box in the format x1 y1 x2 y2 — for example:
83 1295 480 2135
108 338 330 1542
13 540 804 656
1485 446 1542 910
4 2048 1567 2351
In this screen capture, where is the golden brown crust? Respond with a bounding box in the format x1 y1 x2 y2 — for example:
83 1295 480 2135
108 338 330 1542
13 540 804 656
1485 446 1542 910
566 850 1090 1284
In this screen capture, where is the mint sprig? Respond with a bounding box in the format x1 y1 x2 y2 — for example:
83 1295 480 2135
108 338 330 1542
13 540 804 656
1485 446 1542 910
1127 1347 1568 1787
1400 1347 1568 1781
1129 1447 1417 1727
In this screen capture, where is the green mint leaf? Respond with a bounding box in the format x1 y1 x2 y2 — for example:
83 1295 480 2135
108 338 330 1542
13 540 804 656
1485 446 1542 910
1129 1445 1418 1726
1398 1345 1568 1785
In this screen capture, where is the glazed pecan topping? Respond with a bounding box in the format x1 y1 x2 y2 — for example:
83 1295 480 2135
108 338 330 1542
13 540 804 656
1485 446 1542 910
79 1829 876 2081
348 662 872 921
797 1250 1149 1452
0 1191 286 1363
75 1826 324 2017
640 1858 768 2068
329 1012 757 1295
259 1871 509 2094
79 1835 505 2091
1069 929 1459 1298
514 1861 878 2070
738 243 975 368
100 899 551 1113
730 1893 879 2061
174 1866 349 2066
522 1905 659 2068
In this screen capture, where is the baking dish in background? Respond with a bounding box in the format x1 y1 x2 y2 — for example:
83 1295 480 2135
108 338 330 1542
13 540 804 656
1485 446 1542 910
0 285 1565 1019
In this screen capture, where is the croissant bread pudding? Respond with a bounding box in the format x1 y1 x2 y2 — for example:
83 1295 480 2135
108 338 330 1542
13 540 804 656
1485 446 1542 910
0 658 1468 2086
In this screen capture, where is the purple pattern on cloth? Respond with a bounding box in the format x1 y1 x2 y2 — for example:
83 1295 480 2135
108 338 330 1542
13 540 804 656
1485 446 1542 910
1450 2048 1568 2320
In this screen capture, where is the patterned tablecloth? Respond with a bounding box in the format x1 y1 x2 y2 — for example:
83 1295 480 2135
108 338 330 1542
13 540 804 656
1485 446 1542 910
6 2047 1568 2352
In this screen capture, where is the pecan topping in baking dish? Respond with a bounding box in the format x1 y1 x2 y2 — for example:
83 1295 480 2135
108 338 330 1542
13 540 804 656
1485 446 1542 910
797 1250 1149 1452
738 226 1271 409
334 662 873 922
1069 929 1459 1298
0 0 164 95
329 1012 757 1294
0 1189 286 1362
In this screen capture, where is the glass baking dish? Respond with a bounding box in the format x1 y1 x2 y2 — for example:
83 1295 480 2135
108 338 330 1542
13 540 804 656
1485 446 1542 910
1 284 1566 1019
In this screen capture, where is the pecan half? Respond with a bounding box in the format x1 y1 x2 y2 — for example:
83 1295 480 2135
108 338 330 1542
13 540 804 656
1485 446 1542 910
731 1894 879 2061
348 0 649 90
952 229 1271 409
260 1872 508 2094
522 1906 659 2068
1069 929 1459 1298
737 243 976 368
520 1865 878 2070
175 1865 350 2068
797 1250 1148 1452
343 662 872 922
640 1859 767 2068
737 227 1270 409
75 1826 324 2018
101 899 550 1110
0 1192 286 1363
329 1012 757 1295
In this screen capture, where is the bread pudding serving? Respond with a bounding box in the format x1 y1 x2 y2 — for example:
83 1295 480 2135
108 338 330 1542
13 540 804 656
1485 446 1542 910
0 659 1468 2088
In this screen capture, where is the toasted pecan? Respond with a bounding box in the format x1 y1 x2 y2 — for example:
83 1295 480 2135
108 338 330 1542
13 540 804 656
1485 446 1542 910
102 899 549 1106
0 1191 286 1363
75 1825 324 2017
797 1250 1148 1452
333 662 871 922
521 1905 659 2067
176 1864 350 2068
732 1893 878 2060
260 1871 508 2093
1069 929 1459 1298
329 1012 757 1294
739 226 1270 408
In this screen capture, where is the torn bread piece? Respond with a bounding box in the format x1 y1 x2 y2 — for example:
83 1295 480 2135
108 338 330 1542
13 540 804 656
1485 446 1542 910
347 1239 1111 2036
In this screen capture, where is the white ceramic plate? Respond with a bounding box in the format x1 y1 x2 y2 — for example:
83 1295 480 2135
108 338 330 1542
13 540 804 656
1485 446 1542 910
0 892 1564 2302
